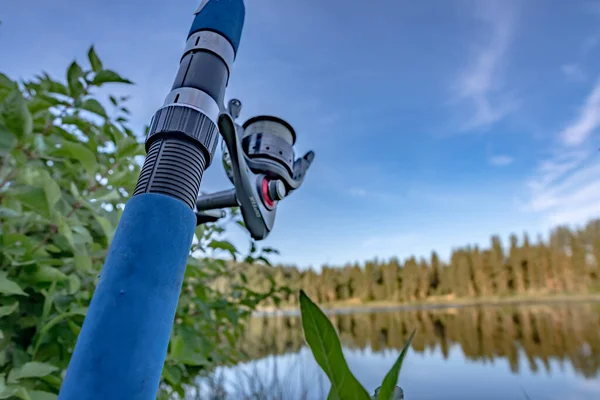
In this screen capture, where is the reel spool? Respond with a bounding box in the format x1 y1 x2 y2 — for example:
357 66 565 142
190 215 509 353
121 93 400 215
195 99 314 240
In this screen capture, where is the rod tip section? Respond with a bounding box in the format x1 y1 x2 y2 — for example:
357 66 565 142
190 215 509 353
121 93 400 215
189 0 245 55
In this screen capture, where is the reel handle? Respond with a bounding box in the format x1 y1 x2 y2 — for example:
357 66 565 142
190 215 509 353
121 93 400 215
196 188 238 211
196 209 226 225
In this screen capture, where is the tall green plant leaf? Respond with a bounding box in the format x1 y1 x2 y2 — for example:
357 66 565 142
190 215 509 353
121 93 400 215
299 290 371 400
376 329 415 400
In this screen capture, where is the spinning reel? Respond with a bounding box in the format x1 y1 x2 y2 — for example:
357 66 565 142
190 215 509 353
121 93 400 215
195 99 315 240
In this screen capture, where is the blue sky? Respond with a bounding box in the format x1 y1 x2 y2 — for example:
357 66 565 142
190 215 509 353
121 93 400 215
2 0 600 269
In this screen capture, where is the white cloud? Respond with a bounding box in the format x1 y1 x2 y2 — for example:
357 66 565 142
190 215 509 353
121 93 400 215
489 155 514 166
454 0 519 131
560 78 600 146
526 79 600 227
561 64 586 82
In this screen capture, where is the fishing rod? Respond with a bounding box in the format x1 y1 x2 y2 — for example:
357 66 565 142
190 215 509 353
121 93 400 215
58 1 314 399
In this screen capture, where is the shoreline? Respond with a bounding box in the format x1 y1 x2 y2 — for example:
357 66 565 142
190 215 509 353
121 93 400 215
253 293 600 317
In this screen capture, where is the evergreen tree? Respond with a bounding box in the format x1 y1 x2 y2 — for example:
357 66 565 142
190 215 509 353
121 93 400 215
349 264 366 300
223 218 600 307
403 257 419 301
471 245 490 297
508 234 526 294
491 235 508 295
430 251 442 295
382 258 401 301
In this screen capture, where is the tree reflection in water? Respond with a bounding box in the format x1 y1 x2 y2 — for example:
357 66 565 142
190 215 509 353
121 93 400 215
238 303 600 379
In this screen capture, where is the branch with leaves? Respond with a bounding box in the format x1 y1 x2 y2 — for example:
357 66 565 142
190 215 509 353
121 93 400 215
0 45 286 400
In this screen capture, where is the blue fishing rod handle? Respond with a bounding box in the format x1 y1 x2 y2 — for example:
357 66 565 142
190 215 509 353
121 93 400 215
189 0 245 54
58 193 197 400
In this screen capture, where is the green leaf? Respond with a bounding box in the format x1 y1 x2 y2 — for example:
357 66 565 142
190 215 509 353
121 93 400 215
35 74 68 96
16 187 50 219
33 307 88 355
72 226 94 245
0 302 19 318
94 215 113 240
0 73 17 91
28 390 58 400
0 386 29 400
0 207 20 219
169 335 185 361
55 140 98 177
92 189 120 203
376 330 415 400
262 247 280 255
57 218 75 249
163 365 182 386
299 290 370 400
0 123 16 155
208 240 237 257
108 168 135 188
80 99 107 117
68 274 81 294
33 134 48 154
41 281 57 325
0 90 33 137
115 136 143 158
74 248 92 273
91 70 132 86
13 362 58 380
0 271 28 296
87 46 103 72
27 96 60 116
43 175 62 211
32 266 68 283
66 61 85 97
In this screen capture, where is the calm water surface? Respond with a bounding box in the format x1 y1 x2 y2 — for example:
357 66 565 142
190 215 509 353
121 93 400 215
199 302 600 400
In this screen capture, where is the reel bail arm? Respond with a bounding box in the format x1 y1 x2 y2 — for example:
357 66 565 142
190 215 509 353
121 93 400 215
195 98 315 240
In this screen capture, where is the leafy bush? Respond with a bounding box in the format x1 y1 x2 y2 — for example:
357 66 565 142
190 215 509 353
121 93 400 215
299 291 414 400
0 47 284 400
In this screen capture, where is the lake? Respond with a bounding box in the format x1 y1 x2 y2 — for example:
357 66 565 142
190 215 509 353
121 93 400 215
195 302 600 400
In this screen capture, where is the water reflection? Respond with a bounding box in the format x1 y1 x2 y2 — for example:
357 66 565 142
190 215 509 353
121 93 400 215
240 303 600 379
197 303 600 399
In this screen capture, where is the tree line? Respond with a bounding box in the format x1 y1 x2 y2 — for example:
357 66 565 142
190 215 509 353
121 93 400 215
238 303 600 379
228 219 600 307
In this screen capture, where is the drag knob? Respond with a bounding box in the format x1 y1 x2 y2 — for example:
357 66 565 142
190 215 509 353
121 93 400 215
268 179 286 201
261 178 286 208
